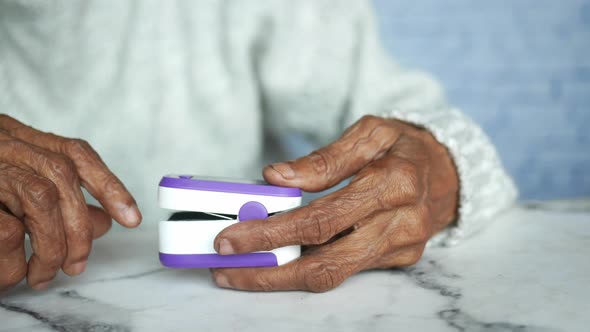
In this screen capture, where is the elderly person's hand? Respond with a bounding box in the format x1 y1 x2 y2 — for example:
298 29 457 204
212 115 459 292
0 115 141 292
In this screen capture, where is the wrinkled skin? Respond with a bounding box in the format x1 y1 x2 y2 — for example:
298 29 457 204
0 114 141 292
212 115 459 292
0 113 457 294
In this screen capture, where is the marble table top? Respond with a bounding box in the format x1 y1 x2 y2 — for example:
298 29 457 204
1 201 588 332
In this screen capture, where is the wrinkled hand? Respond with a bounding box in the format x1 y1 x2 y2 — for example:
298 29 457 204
212 115 459 292
0 114 141 291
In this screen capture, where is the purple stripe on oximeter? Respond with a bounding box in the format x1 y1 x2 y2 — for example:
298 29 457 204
159 175 301 197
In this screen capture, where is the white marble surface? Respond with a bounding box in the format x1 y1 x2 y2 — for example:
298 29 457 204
1 202 589 332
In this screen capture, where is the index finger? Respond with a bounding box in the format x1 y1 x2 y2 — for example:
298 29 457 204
263 115 403 192
0 115 141 227
214 178 379 255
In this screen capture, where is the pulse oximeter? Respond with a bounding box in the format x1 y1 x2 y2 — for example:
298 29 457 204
158 175 302 268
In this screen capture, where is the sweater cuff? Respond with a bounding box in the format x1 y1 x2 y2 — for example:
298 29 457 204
380 107 518 246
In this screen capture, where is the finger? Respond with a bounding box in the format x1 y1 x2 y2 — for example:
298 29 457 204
0 115 141 227
0 164 66 289
217 149 429 255
214 179 380 254
264 115 402 192
375 205 432 250
369 244 426 269
212 227 380 292
0 137 92 275
0 174 24 219
87 204 112 239
0 210 27 292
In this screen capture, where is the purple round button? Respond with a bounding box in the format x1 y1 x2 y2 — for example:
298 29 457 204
238 201 268 221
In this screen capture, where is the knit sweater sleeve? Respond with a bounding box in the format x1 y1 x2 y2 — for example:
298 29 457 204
257 0 517 245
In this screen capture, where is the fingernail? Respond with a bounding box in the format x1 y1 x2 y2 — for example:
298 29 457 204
66 260 87 275
214 273 231 288
218 238 235 255
270 163 295 180
32 281 51 291
122 205 141 226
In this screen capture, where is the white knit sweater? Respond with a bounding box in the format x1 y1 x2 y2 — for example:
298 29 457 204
0 0 517 245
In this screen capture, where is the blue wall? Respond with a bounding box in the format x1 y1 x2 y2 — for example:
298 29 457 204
372 0 590 200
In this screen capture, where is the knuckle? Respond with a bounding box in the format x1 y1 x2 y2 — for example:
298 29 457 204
22 177 59 211
0 218 25 248
307 151 332 176
387 161 422 203
101 175 131 203
259 227 279 250
103 174 121 192
358 115 383 128
354 166 397 210
400 208 432 243
53 156 77 181
398 248 425 266
46 155 77 184
67 247 91 263
40 243 67 269
303 260 344 293
65 139 94 161
254 276 274 292
298 207 334 245
0 266 26 290
66 232 93 262
364 159 422 210
395 161 420 191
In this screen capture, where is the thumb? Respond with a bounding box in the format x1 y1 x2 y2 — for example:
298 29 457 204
264 116 402 192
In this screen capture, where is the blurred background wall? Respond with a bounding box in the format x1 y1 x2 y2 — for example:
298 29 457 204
372 0 590 200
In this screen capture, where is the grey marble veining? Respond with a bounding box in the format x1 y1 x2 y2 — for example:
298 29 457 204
405 261 559 332
0 290 130 332
1 203 588 332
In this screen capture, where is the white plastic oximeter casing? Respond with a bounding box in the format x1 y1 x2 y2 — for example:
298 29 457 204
158 175 302 268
